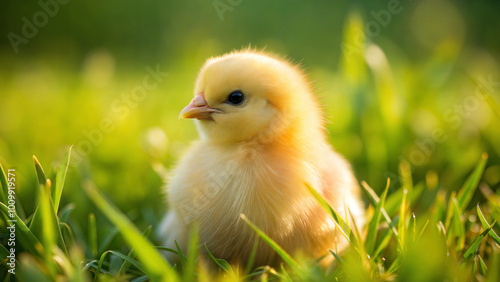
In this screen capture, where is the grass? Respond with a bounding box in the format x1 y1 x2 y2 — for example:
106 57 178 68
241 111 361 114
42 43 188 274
0 148 499 281
1 10 499 282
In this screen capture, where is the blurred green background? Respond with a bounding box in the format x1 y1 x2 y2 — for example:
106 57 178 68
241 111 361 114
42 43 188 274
0 0 499 231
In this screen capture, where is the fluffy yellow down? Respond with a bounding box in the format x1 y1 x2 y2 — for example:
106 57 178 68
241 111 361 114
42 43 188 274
158 50 364 267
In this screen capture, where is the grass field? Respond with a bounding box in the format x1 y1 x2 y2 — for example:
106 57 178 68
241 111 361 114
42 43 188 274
1 146 499 281
1 6 500 282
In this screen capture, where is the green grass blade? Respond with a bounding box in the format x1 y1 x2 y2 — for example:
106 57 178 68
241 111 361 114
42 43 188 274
361 181 398 237
386 257 400 274
174 240 186 269
242 268 276 281
59 222 74 248
96 250 147 278
58 203 75 223
240 214 302 274
29 155 47 231
83 180 177 281
486 245 500 282
244 237 259 274
477 204 500 245
53 146 72 213
457 153 488 210
398 189 408 254
372 219 398 258
329 250 344 266
348 208 370 264
408 213 416 243
478 255 488 275
437 221 448 242
280 264 292 281
0 162 8 204
131 276 149 282
38 184 57 278
0 202 44 256
155 246 181 255
184 225 199 281
384 184 424 217
0 243 14 267
444 192 457 231
306 183 355 244
204 243 233 273
29 180 68 256
340 11 366 82
14 196 27 221
463 224 493 259
418 220 430 240
399 161 413 192
451 198 465 251
360 180 380 205
479 183 500 225
33 155 47 185
81 260 102 274
39 185 56 250
365 179 390 254
0 242 9 256
471 258 478 278
119 226 152 276
0 162 25 222
89 213 97 258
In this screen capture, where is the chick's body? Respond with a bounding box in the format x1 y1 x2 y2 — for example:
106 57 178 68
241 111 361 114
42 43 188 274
159 51 363 266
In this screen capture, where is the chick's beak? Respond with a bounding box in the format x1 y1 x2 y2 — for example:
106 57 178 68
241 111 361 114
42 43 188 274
179 93 221 120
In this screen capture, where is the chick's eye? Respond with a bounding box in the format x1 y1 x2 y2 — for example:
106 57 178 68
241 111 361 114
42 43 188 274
225 91 245 105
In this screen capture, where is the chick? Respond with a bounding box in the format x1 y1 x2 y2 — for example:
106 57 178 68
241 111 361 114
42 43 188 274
159 50 364 267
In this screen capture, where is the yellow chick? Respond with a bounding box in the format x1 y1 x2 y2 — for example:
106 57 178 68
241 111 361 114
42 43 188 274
159 50 364 267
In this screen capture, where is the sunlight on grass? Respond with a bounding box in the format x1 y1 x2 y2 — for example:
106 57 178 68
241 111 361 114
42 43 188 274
1 5 499 281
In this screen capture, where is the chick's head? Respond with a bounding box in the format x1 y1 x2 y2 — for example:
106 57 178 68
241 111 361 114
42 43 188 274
180 51 322 144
